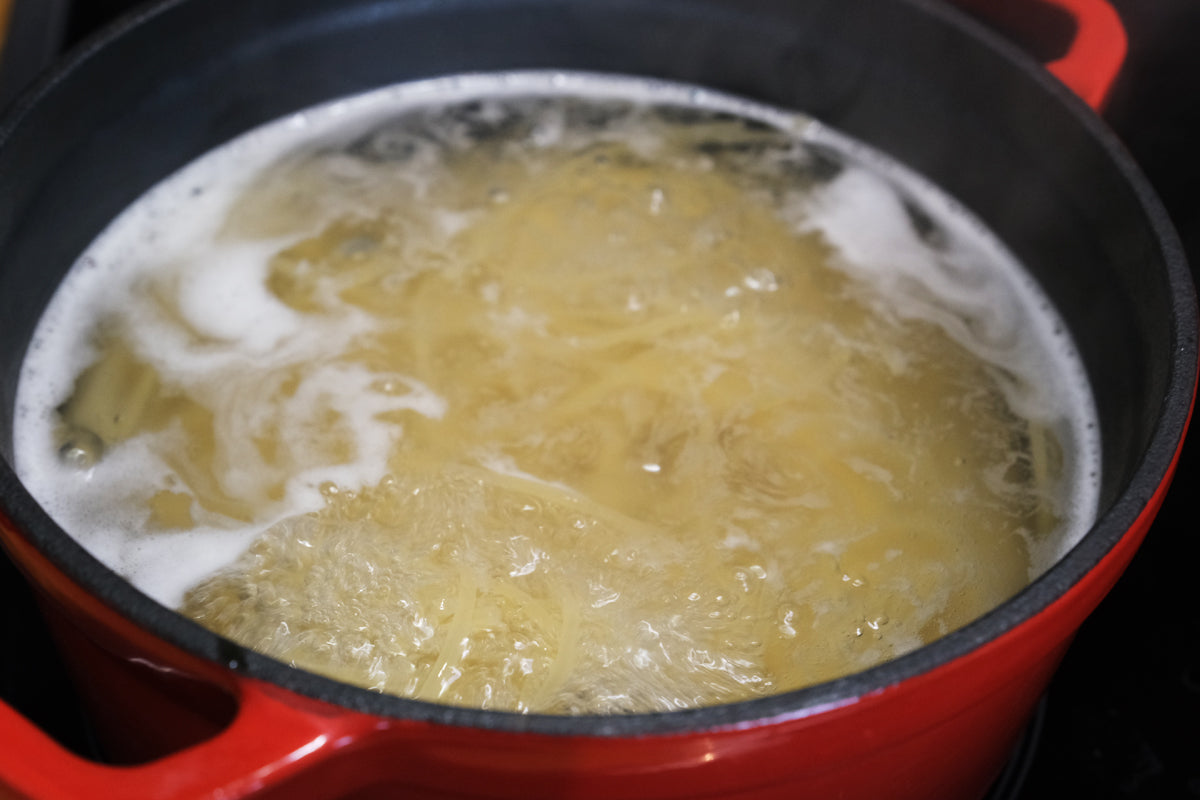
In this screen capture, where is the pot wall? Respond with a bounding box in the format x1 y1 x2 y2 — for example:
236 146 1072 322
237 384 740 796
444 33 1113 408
0 465 1173 799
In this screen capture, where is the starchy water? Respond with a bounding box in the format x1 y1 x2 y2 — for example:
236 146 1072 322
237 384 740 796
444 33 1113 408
13 73 1100 713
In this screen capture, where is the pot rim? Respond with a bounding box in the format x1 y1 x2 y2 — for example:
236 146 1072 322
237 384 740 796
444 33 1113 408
0 0 1195 738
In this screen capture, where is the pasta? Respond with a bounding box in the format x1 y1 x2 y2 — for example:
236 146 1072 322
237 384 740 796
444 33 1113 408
25 82 1095 713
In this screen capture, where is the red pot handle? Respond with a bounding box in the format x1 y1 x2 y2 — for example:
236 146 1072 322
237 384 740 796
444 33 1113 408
0 677 380 799
956 0 1127 111
1041 0 1127 110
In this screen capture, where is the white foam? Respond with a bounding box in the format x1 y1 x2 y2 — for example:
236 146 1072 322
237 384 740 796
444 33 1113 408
792 125 1099 569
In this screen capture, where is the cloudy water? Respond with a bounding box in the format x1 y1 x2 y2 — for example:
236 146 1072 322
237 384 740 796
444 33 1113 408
13 72 1100 713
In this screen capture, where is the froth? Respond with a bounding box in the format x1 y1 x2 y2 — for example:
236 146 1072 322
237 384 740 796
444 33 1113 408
13 71 1100 610
793 126 1098 569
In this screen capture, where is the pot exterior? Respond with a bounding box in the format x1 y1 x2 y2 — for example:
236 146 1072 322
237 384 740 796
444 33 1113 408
0 473 1171 800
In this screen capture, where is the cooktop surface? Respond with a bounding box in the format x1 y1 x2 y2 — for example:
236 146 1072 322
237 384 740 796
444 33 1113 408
2 1 1198 797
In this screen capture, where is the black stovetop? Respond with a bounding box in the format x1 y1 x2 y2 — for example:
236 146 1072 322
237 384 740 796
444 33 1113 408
2 1 1198 797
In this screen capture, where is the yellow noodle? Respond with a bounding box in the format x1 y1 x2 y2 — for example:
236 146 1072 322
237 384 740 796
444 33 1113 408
416 562 479 701
529 591 581 711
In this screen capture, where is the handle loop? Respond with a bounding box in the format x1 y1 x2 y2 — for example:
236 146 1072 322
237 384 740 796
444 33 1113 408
955 0 1128 110
1042 0 1127 110
0 678 380 799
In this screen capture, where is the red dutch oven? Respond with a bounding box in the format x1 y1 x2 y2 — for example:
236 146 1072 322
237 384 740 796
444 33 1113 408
0 0 1195 798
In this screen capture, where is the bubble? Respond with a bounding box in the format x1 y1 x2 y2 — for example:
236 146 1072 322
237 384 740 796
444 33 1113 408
742 267 779 293
58 428 103 469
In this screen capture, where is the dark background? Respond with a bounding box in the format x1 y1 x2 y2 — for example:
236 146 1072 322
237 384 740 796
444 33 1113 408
1 1 1198 797
1019 1 1200 795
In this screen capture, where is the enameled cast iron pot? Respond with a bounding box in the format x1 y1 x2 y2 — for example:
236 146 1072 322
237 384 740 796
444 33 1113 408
0 0 1195 797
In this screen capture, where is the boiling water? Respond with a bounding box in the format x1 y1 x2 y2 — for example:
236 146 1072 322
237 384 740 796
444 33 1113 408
13 73 1099 713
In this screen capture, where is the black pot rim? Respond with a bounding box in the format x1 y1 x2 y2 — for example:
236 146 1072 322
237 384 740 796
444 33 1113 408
0 0 1195 738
